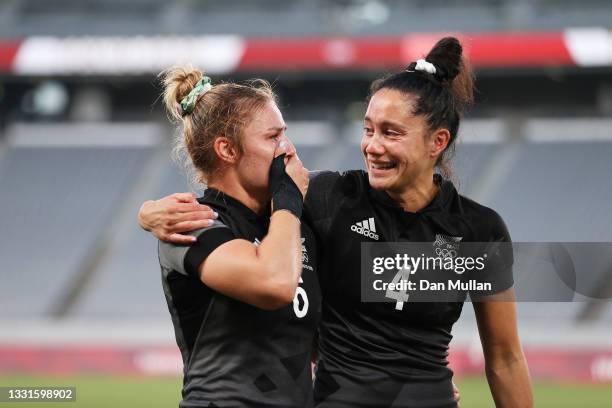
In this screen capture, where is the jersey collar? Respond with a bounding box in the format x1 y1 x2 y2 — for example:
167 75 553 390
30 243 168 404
368 173 457 214
200 188 271 223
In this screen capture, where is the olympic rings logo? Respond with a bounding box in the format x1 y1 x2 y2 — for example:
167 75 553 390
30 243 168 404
435 247 457 259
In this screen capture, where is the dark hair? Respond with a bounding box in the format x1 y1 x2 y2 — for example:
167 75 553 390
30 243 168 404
369 37 474 178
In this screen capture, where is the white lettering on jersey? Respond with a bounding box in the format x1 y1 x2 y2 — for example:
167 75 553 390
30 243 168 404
350 217 379 240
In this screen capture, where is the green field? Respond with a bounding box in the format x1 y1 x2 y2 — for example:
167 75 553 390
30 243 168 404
1 375 611 407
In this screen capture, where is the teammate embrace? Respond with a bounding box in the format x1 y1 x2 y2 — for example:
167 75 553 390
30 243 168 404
142 38 533 407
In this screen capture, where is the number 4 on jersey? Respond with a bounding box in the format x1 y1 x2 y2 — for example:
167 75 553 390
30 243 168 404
385 266 411 311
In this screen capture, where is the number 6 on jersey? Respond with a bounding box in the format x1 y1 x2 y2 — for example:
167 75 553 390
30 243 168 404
293 277 309 318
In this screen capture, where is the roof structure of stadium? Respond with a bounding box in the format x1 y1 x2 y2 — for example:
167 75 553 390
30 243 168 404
1 0 612 37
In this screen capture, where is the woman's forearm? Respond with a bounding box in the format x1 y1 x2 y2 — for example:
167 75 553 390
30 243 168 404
255 210 303 301
196 210 302 310
485 352 533 408
474 297 533 408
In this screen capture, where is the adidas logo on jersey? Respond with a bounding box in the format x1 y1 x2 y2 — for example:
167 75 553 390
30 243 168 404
351 217 379 240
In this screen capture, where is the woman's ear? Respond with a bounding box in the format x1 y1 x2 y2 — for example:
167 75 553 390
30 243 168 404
430 128 451 159
214 137 238 164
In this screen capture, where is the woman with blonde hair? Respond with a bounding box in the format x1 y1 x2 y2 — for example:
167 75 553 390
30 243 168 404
156 67 321 408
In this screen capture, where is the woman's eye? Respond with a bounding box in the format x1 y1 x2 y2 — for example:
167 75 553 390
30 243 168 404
364 127 373 135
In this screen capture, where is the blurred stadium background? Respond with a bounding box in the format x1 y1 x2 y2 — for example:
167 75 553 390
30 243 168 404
1 0 612 407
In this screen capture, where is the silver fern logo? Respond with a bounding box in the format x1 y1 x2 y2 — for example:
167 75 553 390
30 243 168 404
301 237 309 264
301 237 314 271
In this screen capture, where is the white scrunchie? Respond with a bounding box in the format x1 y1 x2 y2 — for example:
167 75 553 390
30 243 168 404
414 59 437 75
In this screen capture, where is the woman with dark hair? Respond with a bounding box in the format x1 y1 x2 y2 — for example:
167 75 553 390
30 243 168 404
141 38 532 407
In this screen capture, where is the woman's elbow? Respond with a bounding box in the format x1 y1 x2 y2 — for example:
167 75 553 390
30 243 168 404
255 278 297 311
485 348 526 373
250 259 299 310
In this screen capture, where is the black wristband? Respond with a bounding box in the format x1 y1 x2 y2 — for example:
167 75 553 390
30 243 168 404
269 154 303 219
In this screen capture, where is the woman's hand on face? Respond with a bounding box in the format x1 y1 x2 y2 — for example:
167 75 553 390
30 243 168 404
138 192 218 244
276 139 309 199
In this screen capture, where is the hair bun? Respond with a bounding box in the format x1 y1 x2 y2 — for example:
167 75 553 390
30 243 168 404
425 37 463 82
161 65 204 121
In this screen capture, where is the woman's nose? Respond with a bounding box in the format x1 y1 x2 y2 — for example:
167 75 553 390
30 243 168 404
279 135 297 156
365 135 384 155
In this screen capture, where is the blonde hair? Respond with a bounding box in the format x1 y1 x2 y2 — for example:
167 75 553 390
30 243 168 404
161 65 276 186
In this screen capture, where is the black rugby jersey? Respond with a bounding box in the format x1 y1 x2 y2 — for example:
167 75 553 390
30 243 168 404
303 170 513 408
158 188 321 408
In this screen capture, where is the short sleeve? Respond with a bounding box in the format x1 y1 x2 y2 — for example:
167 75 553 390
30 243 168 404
304 171 341 238
304 171 336 218
158 220 236 277
469 210 514 299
